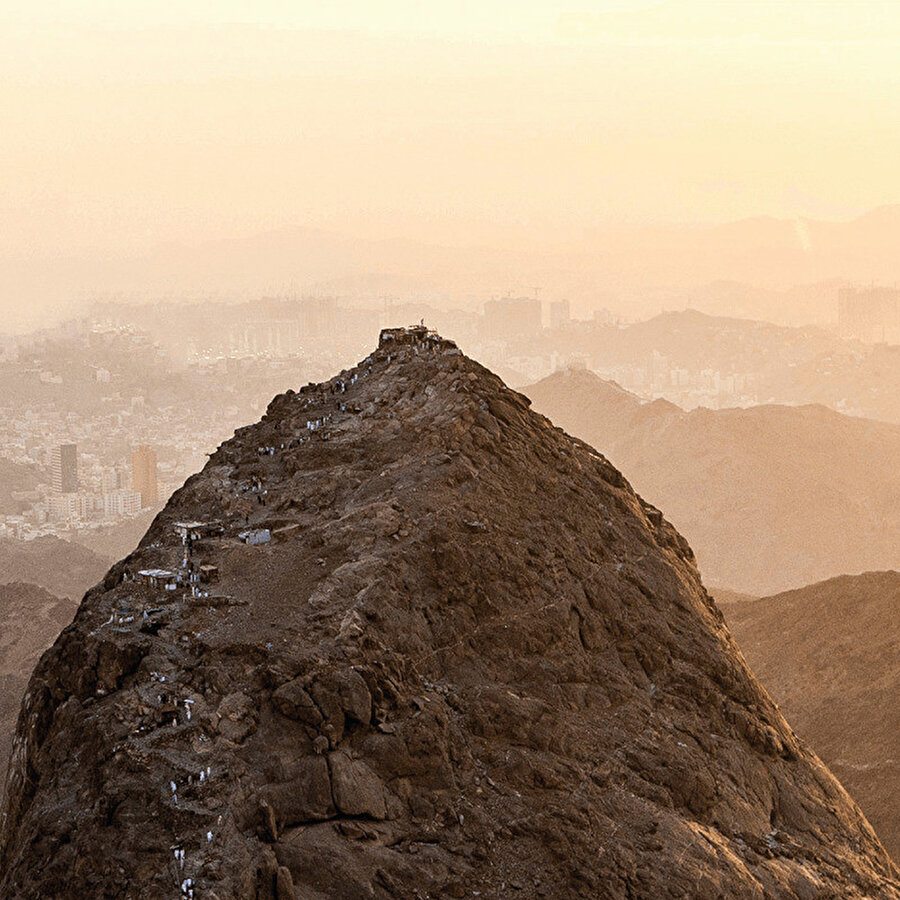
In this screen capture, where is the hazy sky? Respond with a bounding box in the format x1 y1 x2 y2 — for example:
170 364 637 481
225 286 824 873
2 0 900 258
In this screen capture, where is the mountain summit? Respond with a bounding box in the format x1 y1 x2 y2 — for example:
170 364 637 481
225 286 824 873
1 328 897 899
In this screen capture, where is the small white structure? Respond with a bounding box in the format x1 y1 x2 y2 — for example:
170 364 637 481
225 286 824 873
137 569 180 589
174 521 223 541
238 528 271 545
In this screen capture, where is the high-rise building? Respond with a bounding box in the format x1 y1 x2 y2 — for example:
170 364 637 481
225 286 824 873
103 490 143 519
51 443 78 493
131 444 158 508
48 493 79 522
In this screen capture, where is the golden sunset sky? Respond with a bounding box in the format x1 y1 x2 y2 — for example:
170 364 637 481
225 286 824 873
1 0 899 322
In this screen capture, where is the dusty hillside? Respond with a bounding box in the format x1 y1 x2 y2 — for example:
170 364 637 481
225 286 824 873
67 510 160 566
720 571 900 860
0 540 110 784
0 457 41 515
0 582 77 782
0 535 111 600
2 330 898 899
711 588 759 606
524 368 900 594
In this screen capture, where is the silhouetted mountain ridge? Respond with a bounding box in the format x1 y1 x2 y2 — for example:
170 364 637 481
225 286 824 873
720 571 900 860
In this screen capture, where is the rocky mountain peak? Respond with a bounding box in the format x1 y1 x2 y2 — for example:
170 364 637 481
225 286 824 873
2 328 898 899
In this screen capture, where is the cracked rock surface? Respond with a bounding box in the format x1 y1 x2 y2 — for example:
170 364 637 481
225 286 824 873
1 330 898 899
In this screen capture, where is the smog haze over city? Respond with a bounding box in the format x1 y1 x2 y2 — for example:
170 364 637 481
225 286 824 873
4 1 900 329
1 3 900 898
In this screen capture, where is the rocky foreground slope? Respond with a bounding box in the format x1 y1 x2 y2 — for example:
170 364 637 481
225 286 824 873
2 329 898 899
524 367 900 594
720 571 900 861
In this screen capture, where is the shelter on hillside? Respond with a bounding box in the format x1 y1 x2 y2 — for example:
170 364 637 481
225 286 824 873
198 564 220 583
137 569 180 589
174 521 224 542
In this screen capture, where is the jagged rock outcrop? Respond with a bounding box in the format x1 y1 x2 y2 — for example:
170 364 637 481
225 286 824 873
2 329 898 899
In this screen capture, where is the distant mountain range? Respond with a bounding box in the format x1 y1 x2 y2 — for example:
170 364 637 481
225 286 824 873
114 204 900 301
524 368 900 594
4 206 900 327
0 535 110 600
720 572 900 860
0 537 118 790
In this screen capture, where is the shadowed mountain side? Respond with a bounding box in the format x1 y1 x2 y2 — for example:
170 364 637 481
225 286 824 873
0 583 77 783
523 368 900 594
68 510 160 566
0 457 41 516
0 536 111 601
1 331 897 899
720 572 900 860
0 538 111 786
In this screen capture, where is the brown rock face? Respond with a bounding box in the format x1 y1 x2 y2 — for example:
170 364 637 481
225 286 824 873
1 330 898 899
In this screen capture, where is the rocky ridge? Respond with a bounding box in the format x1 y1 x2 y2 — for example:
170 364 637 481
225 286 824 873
1 328 898 899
